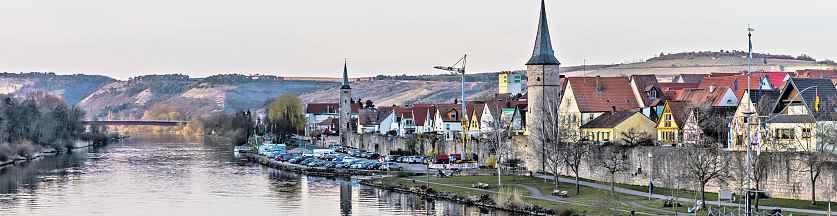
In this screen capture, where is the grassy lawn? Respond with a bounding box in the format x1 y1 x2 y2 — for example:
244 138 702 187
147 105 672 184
554 174 837 212
385 175 695 215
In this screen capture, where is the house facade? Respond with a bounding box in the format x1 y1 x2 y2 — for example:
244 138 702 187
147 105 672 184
580 111 657 145
656 101 689 145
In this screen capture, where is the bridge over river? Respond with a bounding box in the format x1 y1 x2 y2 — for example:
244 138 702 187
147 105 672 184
81 120 188 126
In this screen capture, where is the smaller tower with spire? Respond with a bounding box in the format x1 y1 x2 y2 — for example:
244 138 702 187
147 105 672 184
339 60 353 147
526 0 561 172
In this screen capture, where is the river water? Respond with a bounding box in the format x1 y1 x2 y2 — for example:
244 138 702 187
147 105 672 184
0 137 506 216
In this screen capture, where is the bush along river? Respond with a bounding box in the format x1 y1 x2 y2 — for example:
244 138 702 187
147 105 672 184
0 137 514 216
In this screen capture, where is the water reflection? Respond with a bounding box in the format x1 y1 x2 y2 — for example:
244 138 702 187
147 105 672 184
0 137 511 216
341 180 352 215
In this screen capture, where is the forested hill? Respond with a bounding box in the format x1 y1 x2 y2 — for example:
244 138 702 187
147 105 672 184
0 72 114 105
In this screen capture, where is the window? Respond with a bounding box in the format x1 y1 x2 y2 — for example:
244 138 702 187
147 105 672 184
649 90 657 99
663 114 673 128
603 132 610 142
774 128 795 140
802 128 812 138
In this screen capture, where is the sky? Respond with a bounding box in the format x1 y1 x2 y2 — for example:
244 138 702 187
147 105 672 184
1 0 835 80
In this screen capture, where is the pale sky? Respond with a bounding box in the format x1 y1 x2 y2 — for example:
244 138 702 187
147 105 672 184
1 0 835 80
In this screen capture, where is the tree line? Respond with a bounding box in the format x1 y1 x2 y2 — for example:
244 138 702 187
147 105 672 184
0 95 92 161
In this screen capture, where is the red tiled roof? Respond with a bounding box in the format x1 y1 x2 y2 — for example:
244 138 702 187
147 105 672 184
412 106 434 126
675 87 731 107
698 75 759 99
434 104 463 122
394 107 414 119
566 77 639 112
658 82 699 91
796 69 837 79
750 72 792 88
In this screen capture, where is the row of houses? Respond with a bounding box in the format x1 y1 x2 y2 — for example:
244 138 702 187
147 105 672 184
304 95 528 141
563 70 837 152
305 69 837 153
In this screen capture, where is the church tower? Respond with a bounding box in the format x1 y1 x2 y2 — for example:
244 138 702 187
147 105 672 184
526 0 561 172
339 60 353 147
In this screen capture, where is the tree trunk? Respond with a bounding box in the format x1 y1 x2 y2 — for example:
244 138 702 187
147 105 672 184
554 170 560 187
575 174 580 195
700 183 706 209
811 171 817 206
610 174 615 194
750 180 759 212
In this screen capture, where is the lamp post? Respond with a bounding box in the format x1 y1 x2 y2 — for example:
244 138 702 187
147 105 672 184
648 152 654 200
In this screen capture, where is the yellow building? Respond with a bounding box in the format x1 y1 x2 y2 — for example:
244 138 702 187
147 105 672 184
764 78 837 151
580 111 656 145
656 101 690 145
728 89 779 151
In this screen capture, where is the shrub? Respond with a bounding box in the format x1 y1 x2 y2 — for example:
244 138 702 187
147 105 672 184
558 209 575 216
484 155 497 168
494 187 524 209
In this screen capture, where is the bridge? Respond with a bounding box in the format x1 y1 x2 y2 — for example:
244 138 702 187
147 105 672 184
81 120 188 126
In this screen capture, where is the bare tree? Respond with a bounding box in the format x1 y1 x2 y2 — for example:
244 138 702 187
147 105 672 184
683 142 729 209
620 128 652 146
656 148 688 211
560 130 589 195
791 122 837 206
538 93 562 176
592 145 631 194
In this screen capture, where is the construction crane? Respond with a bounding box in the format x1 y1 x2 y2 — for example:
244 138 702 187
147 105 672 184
434 54 469 161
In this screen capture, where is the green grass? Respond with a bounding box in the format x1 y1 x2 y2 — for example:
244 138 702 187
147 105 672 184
386 175 697 215
552 174 837 213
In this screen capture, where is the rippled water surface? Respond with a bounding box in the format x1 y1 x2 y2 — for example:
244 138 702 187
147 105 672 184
0 137 505 216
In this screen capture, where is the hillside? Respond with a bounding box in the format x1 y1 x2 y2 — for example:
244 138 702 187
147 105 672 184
0 72 114 105
76 74 334 120
560 51 836 80
1 51 833 120
300 80 496 106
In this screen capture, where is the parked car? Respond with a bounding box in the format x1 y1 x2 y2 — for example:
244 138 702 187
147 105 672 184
385 155 401 162
380 162 402 171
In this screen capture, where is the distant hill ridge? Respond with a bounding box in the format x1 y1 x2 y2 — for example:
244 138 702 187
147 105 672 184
0 51 832 119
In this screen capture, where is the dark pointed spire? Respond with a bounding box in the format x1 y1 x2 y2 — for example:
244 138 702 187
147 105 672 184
526 0 560 65
341 59 351 89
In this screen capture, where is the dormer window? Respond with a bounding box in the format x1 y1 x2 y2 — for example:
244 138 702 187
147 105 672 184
648 90 658 99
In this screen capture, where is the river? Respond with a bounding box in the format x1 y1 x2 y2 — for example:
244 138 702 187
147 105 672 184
0 137 509 216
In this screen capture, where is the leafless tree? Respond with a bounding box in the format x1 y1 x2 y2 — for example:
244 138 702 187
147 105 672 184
683 141 729 209
560 129 589 195
620 128 652 146
790 121 837 206
536 93 562 175
592 145 631 194
656 148 688 211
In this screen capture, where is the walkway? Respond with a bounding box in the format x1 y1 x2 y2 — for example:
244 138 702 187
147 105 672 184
535 174 837 216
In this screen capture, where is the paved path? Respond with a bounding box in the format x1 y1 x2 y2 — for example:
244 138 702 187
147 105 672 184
535 174 837 216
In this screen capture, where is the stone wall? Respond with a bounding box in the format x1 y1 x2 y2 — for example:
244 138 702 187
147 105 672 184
565 145 837 201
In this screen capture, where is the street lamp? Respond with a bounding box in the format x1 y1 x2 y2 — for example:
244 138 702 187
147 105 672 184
648 152 654 200
434 54 468 160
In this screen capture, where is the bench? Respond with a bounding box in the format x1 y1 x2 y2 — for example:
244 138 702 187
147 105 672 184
471 182 489 189
552 190 568 197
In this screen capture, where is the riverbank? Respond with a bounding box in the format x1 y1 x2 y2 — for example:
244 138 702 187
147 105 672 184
360 176 558 215
0 135 126 169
